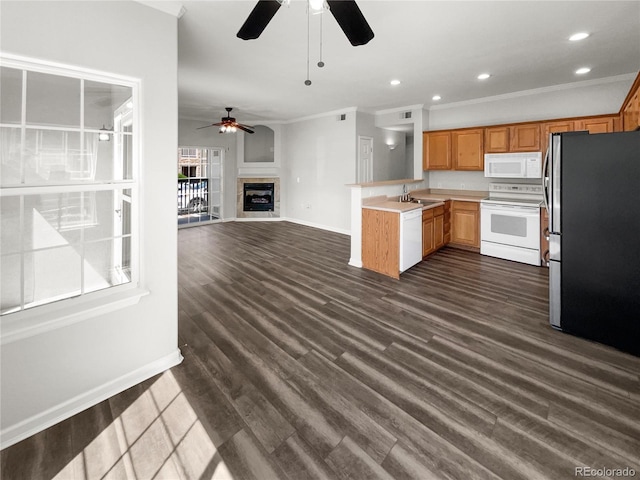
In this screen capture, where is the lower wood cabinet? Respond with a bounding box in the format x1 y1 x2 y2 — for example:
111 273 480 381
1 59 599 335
423 204 447 257
451 201 480 249
362 208 400 279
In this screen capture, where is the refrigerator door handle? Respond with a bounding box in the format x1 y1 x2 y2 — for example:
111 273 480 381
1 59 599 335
542 147 550 214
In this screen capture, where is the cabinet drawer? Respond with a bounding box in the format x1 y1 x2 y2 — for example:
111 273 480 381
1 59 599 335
452 200 479 211
433 205 445 216
422 209 434 220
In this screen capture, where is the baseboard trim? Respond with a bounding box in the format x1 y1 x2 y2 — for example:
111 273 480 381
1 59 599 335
282 217 350 236
0 349 183 450
348 258 363 268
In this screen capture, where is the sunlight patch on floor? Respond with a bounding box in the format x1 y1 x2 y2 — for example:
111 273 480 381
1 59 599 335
53 370 234 479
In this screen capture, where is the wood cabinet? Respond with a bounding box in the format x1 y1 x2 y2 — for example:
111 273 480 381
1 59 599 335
362 208 400 279
510 123 541 152
541 120 575 154
451 201 480 249
484 126 510 153
484 123 540 153
423 204 447 257
422 210 435 257
575 116 616 134
423 131 452 170
622 89 640 131
452 129 484 170
443 201 452 245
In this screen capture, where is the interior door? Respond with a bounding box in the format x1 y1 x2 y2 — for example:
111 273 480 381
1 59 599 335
357 136 373 183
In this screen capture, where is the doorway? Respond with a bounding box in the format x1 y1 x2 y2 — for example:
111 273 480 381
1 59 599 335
177 147 223 227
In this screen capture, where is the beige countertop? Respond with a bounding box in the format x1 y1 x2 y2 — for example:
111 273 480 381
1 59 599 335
362 189 485 213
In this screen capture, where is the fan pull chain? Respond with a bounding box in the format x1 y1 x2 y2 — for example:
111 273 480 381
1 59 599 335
304 2 312 86
318 9 324 68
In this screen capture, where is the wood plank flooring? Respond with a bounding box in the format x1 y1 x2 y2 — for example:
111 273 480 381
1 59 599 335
2 221 639 480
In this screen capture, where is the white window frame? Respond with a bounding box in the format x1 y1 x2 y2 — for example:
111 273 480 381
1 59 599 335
0 53 147 345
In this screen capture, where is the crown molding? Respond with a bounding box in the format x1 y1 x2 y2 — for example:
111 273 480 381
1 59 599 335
429 73 637 111
135 1 186 18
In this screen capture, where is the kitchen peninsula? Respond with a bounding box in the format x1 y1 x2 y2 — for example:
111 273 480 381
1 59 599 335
349 178 486 278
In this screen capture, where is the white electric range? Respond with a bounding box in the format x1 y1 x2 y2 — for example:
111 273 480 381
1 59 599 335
480 183 544 266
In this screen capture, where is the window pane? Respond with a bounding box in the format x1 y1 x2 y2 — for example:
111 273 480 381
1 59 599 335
84 81 132 130
84 237 131 293
84 190 118 242
1 196 22 255
0 127 22 185
1 67 23 124
23 129 83 184
24 246 81 309
26 71 80 128
1 254 21 314
23 193 83 249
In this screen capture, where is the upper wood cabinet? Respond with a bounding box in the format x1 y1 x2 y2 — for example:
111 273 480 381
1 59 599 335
623 90 640 131
485 123 540 153
452 129 484 170
621 72 640 132
510 123 541 151
484 127 510 153
575 116 615 134
541 120 575 153
423 131 452 170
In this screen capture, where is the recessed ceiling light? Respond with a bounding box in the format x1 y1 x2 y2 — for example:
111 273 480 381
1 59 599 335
477 73 491 80
575 67 591 75
569 32 589 41
432 95 441 101
390 79 401 86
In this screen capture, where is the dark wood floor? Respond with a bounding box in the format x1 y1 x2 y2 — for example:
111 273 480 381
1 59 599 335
3 221 640 480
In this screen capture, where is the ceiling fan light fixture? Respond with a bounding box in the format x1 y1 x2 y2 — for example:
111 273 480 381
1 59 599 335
569 32 589 41
309 0 324 11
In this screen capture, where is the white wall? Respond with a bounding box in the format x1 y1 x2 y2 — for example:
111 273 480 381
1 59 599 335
282 111 356 234
179 118 238 220
0 1 180 447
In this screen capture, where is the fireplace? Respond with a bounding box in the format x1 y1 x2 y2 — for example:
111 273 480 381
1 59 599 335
243 182 275 212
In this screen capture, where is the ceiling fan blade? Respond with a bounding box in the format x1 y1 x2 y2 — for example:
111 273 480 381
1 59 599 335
327 0 374 46
196 123 219 130
237 125 255 134
237 0 282 40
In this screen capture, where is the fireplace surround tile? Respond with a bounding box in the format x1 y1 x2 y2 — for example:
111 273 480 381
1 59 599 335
237 177 280 218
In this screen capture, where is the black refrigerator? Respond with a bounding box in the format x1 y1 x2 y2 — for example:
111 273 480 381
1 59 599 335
544 130 640 356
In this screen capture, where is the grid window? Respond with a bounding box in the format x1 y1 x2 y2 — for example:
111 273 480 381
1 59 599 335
0 58 138 316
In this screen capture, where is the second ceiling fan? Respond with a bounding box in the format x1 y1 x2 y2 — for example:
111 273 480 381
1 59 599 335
237 0 374 47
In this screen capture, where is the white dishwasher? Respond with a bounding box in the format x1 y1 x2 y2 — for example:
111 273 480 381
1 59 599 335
399 208 423 272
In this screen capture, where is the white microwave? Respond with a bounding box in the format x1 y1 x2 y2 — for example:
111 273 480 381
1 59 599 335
484 152 542 178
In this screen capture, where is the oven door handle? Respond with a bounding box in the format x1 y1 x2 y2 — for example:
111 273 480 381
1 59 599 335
482 204 539 213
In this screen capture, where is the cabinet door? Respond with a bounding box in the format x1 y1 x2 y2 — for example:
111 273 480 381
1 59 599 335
423 131 452 170
484 127 509 153
434 214 444 248
575 116 615 134
451 201 479 247
422 216 435 257
510 123 541 151
453 129 484 170
541 120 575 154
623 91 640 131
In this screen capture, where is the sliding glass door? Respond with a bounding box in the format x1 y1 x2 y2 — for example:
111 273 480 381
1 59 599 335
177 147 223 227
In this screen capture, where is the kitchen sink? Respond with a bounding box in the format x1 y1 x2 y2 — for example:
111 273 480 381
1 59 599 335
410 199 440 205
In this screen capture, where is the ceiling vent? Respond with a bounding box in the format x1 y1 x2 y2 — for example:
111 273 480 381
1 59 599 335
400 111 412 119
338 113 347 121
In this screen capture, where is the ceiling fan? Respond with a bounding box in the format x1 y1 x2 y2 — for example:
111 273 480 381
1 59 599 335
237 0 374 47
197 107 255 134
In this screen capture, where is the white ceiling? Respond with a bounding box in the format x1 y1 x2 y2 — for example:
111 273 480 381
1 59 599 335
175 1 640 125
